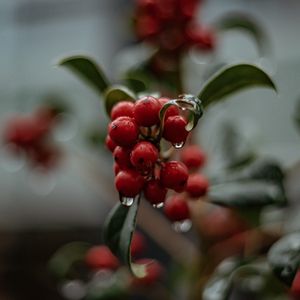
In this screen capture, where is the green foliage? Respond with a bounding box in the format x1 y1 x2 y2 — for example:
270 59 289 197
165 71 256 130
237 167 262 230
268 233 300 286
198 64 277 108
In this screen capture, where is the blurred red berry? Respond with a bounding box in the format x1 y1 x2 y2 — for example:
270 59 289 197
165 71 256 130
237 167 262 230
144 179 167 205
291 270 300 298
134 96 161 127
110 101 135 120
108 116 139 147
115 169 145 197
164 195 190 222
131 232 146 257
85 246 119 271
163 115 189 145
160 161 189 192
113 163 121 175
186 173 209 198
180 145 206 170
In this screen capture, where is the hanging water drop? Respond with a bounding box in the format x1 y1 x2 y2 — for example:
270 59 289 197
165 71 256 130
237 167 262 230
152 202 164 209
173 219 192 233
120 195 134 207
173 141 185 149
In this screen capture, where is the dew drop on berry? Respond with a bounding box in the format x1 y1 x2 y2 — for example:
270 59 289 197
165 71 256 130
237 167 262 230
172 141 185 149
152 202 164 209
172 219 192 233
120 194 135 207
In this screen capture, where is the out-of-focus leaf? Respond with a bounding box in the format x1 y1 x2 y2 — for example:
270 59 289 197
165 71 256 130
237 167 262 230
104 85 136 115
198 64 277 108
58 55 110 95
123 69 152 94
214 13 270 56
268 233 300 286
48 242 91 280
103 198 147 278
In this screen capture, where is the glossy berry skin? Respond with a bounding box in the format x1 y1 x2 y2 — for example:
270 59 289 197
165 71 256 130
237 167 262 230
164 195 190 222
160 161 189 192
110 101 135 120
159 97 179 119
113 146 132 169
144 179 167 205
186 173 209 198
163 115 189 144
85 245 119 271
105 135 117 152
132 259 163 286
115 169 144 197
113 163 120 175
291 270 300 297
133 96 161 127
130 141 158 172
131 232 146 257
108 116 139 147
180 145 206 170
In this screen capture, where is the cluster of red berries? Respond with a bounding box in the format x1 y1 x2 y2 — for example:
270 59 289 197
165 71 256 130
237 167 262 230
3 106 61 169
85 232 163 286
134 0 215 53
106 95 209 227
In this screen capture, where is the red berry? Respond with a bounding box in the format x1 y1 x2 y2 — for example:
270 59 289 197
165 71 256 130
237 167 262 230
110 101 135 120
136 15 160 40
159 97 179 119
85 246 119 271
164 195 190 222
130 141 158 172
134 96 161 127
163 115 189 145
187 26 215 51
291 270 300 297
113 163 120 175
180 145 206 170
186 173 209 198
115 169 144 197
132 259 163 286
113 146 132 169
131 232 146 257
144 179 167 205
160 161 189 192
105 135 117 152
108 116 139 147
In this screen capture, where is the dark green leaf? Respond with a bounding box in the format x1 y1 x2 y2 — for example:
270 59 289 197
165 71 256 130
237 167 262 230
58 55 110 95
214 13 270 56
198 64 277 108
48 242 91 280
104 85 136 115
209 180 285 209
123 69 152 94
268 233 300 286
103 197 146 277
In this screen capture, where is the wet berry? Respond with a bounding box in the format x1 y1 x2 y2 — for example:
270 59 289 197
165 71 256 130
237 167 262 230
85 245 119 271
115 169 144 197
163 115 189 145
144 179 167 205
110 101 135 120
108 116 139 147
113 146 132 169
159 97 179 119
134 96 161 127
180 145 206 170
131 232 146 257
160 161 189 192
164 195 190 222
105 135 117 152
186 173 209 198
130 141 158 172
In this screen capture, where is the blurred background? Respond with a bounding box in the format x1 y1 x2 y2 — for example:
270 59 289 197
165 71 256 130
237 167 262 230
0 0 300 299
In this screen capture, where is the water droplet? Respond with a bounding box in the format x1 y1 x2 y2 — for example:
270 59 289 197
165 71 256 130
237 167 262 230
0 144 25 172
61 280 86 300
173 141 185 149
173 219 192 233
120 195 134 207
152 202 164 208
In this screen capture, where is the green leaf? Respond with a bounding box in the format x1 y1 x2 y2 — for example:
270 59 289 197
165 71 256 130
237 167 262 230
58 55 110 95
104 85 136 115
103 197 146 278
198 64 277 108
268 233 300 286
208 180 285 209
214 13 270 56
48 242 91 280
